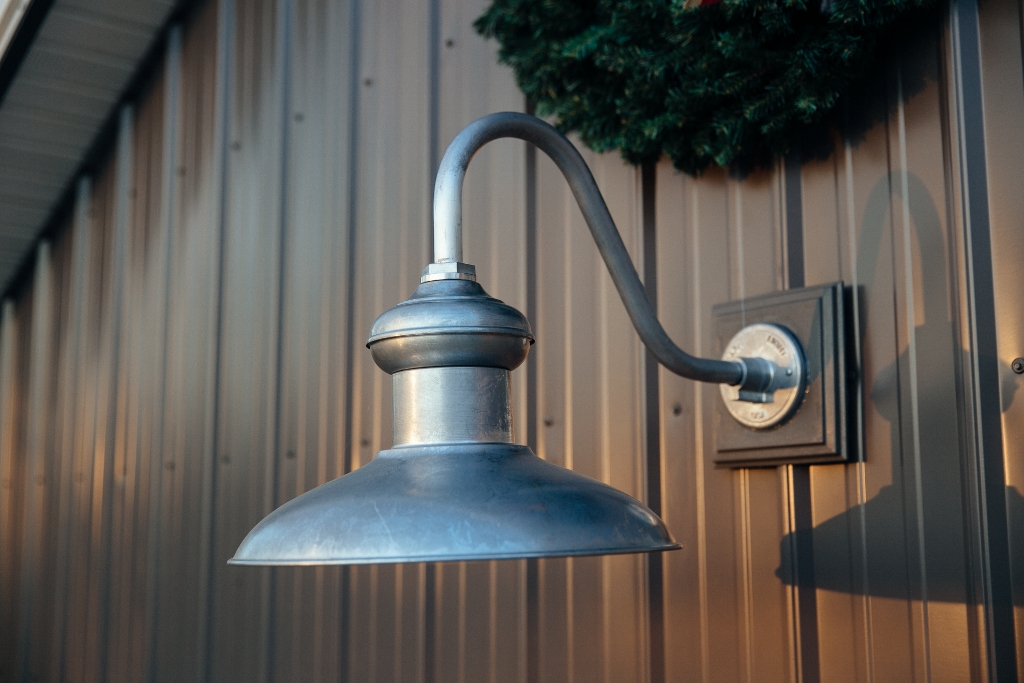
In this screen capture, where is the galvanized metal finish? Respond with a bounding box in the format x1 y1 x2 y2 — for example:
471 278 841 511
432 112 813 420
392 367 513 445
719 324 804 427
420 260 477 282
433 113 758 388
233 275 677 564
367 279 533 374
230 443 677 565
231 111 820 568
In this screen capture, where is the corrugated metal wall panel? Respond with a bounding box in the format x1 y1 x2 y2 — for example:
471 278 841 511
800 147 875 683
0 0 1019 681
269 0 353 680
655 26 998 681
346 0 432 679
970 0 1024 679
0 296 25 683
656 166 798 683
436 1 528 681
533 147 649 683
976 0 1024 680
17 241 58 683
64 160 113 683
159 0 223 675
210 0 280 678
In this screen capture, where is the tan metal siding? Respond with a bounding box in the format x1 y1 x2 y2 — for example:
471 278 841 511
0 298 25 681
978 0 1024 680
436 2 529 682
347 0 431 680
654 15 1007 680
0 0 1018 681
210 0 281 678
533 147 649 683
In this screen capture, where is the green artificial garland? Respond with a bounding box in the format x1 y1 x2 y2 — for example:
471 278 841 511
475 0 936 174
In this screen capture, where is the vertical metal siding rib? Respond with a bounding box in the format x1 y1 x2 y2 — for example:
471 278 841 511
0 298 20 683
339 0 362 678
113 84 157 683
140 27 177 682
81 162 115 683
894 78 932 682
198 0 233 679
267 0 293 678
96 102 133 683
436 0 528 680
697 171 743 683
641 162 666 683
951 0 1019 677
267 0 357 678
47 178 89 683
974 0 1024 676
531 144 648 683
20 241 54 683
208 0 284 680
345 0 434 679
653 162 705 683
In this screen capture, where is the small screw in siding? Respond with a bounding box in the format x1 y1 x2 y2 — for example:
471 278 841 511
1012 358 1024 374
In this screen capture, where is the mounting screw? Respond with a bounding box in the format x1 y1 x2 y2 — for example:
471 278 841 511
543 417 554 427
1012 358 1024 374
671 403 683 416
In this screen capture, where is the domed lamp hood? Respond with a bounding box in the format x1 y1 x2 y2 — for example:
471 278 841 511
231 276 676 564
231 113 798 566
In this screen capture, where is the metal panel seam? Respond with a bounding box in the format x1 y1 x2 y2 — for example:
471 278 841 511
198 0 233 680
950 0 1020 678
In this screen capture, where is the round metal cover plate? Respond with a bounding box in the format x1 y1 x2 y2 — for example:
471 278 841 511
719 323 804 429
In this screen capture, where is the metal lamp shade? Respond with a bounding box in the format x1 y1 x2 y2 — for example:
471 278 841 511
229 443 676 564
230 277 678 565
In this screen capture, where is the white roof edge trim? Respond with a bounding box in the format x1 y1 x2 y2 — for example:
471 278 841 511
0 0 31 60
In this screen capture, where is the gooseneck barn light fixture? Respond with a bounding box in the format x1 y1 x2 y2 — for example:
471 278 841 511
229 113 805 566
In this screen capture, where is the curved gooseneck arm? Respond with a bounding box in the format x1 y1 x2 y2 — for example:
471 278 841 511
433 112 759 387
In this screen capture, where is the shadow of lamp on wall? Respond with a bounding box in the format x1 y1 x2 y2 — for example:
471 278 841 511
228 113 818 566
775 171 1024 605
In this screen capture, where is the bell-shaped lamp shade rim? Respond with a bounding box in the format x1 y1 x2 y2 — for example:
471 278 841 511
229 443 679 566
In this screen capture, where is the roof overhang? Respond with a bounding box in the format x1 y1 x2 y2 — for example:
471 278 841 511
0 0 181 294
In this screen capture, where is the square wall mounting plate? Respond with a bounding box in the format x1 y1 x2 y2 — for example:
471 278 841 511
713 282 856 468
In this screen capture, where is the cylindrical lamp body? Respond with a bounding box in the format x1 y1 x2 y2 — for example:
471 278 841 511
393 366 513 446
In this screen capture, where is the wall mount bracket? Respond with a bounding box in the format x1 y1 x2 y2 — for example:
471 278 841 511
713 282 856 468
